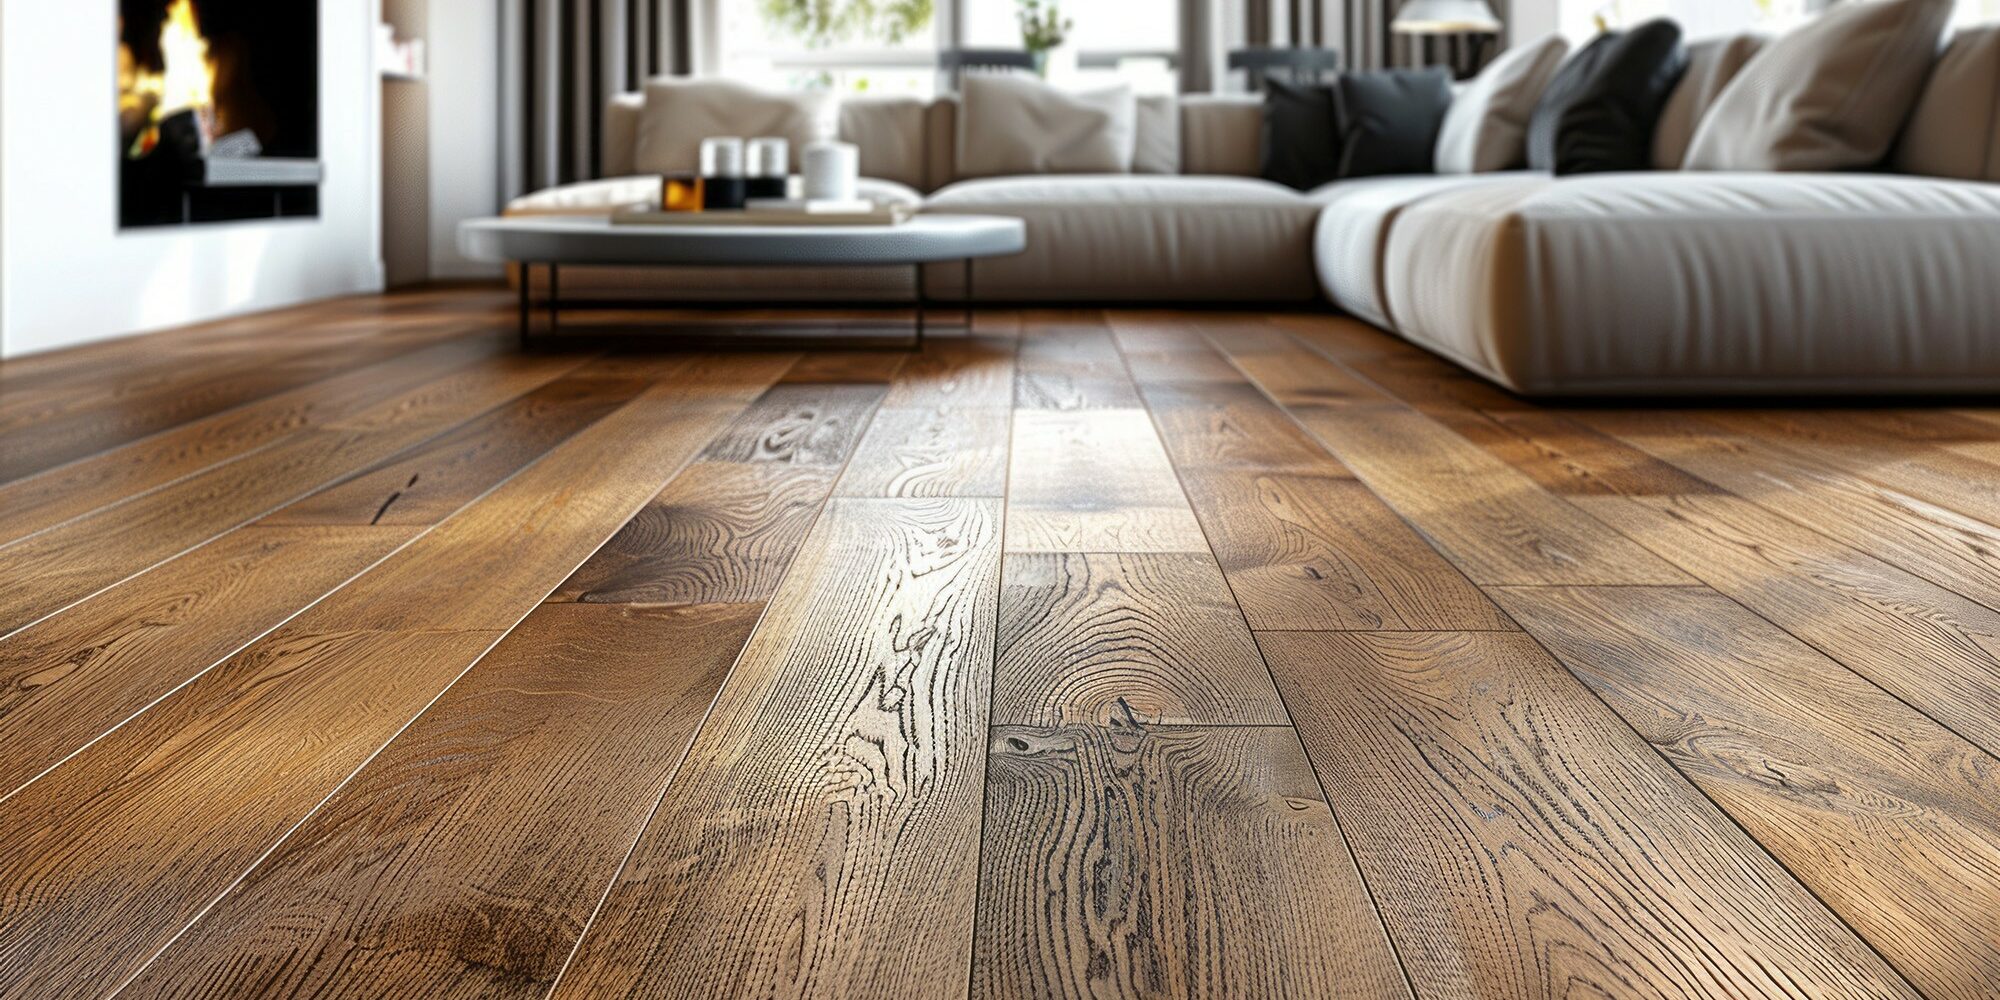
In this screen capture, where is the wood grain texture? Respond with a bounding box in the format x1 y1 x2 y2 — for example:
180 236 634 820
1016 315 1144 410
976 724 1411 1000
550 498 1002 1000
1139 380 1342 473
1277 405 1692 585
119 602 761 1000
262 373 643 525
881 335 1018 410
549 461 837 606
1178 469 1512 631
0 524 410 798
696 382 883 465
835 405 1010 497
0 336 515 546
1493 585 2000 1000
1259 630 1923 1000
1573 490 2000 759
1201 322 1397 410
1006 410 1208 553
994 553 1285 726
0 352 589 636
0 366 782 997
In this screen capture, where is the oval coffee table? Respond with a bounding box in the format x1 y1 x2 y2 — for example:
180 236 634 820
459 213 1027 348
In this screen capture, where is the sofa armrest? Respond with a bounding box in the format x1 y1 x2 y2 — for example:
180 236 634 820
604 92 645 178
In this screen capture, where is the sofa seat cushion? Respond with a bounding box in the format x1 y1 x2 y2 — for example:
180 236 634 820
920 175 1322 301
1381 173 2000 394
1308 173 1537 329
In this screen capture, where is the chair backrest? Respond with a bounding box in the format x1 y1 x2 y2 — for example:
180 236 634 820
1227 47 1342 90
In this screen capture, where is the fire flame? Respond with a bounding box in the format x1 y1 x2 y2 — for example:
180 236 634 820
119 0 219 158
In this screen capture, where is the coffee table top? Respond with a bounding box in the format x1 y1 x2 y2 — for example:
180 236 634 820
459 213 1026 267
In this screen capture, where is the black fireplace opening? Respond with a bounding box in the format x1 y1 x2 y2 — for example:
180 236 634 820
118 0 321 228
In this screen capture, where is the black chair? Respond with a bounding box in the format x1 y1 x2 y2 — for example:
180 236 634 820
938 48 1038 90
1227 47 1342 90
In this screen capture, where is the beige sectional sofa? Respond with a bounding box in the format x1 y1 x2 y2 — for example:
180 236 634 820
510 40 2000 395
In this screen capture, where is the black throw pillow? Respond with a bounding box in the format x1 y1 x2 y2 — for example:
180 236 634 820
1260 80 1343 190
1334 68 1455 179
1526 20 1689 175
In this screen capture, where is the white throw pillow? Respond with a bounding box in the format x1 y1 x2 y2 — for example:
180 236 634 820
633 78 838 175
956 75 1138 179
1435 34 1570 174
1683 0 1951 171
1894 26 2000 181
1650 33 1765 169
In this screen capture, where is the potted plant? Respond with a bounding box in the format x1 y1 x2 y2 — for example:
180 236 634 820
1016 0 1072 77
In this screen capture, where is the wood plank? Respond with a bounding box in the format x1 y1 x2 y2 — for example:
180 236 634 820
1015 371 1145 410
994 552 1285 726
1276 405 1692 585
0 351 591 637
548 461 837 606
0 360 788 997
1202 322 1398 410
119 602 761 1000
696 382 883 465
1178 469 1513 631
1006 410 1208 553
881 335 1017 410
0 335 515 546
1016 315 1143 410
1571 490 2000 759
0 524 410 799
549 498 1002 1000
1493 585 2000 1000
976 724 1411 1000
834 405 1010 498
1259 630 1923 1000
1138 380 1343 473
261 374 644 526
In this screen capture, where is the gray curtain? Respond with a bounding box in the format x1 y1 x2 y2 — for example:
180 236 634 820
503 0 693 195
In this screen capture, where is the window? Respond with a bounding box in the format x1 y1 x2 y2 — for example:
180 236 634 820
711 0 1177 95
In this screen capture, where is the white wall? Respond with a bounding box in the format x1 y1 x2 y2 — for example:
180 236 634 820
427 0 504 280
0 0 385 358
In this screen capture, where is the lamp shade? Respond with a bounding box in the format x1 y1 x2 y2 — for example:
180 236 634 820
1392 0 1502 33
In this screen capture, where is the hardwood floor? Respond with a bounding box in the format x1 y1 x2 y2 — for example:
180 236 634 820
2 288 1997 999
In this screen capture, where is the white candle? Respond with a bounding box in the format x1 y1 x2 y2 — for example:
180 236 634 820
801 141 859 202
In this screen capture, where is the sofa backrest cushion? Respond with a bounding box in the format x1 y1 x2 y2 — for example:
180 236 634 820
1894 26 2000 181
1337 68 1456 178
633 78 838 174
1182 94 1263 176
1436 33 1570 173
1134 94 1182 174
1526 20 1687 175
1650 32 1764 169
604 93 645 178
840 96 930 191
1260 81 1344 190
956 75 1138 179
1684 0 1951 171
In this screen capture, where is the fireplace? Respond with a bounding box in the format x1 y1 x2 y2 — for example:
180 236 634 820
118 0 321 228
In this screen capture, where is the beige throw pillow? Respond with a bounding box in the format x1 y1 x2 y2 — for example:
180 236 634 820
1435 34 1571 174
1651 33 1764 169
1684 0 1951 171
1894 26 2000 181
957 74 1137 179
633 78 837 175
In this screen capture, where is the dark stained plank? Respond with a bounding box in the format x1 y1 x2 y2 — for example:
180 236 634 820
262 374 645 526
0 361 789 997
0 524 410 799
119 602 761 1000
549 498 1003 1000
834 405 1010 498
1493 585 2000 1000
548 461 837 605
1273 405 1693 585
0 351 592 637
976 724 1411 1000
1178 469 1513 631
994 552 1284 726
1006 410 1208 553
1138 380 1342 473
1572 490 2000 760
696 382 883 465
0 335 518 546
1259 630 1923 1000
